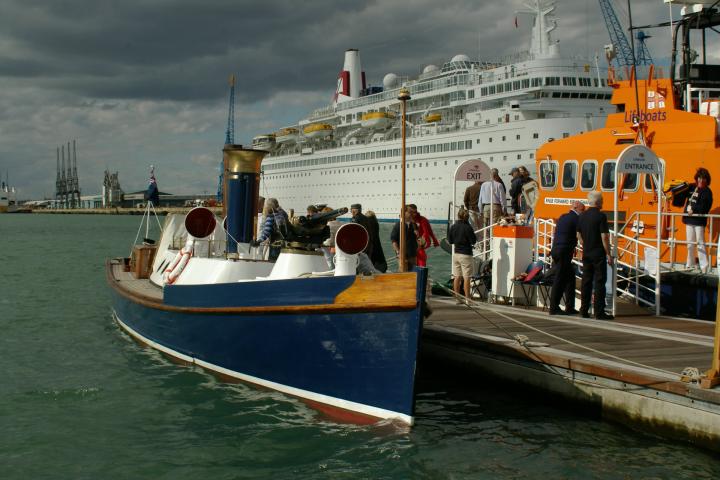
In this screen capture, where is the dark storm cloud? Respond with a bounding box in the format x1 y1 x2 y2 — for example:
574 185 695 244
2 0 670 103
0 0 681 198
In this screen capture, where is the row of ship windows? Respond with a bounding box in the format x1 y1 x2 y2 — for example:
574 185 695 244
266 141 470 171
478 76 607 97
539 159 656 193
335 73 608 113
264 151 536 180
265 135 543 171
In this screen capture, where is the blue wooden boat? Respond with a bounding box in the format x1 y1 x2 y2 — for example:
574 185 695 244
106 146 427 424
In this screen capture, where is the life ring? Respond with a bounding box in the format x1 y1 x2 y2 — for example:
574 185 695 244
163 240 193 285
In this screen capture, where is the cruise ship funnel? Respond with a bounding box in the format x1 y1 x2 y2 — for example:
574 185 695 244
334 49 366 104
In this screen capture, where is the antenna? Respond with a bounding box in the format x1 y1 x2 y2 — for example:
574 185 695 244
218 74 236 203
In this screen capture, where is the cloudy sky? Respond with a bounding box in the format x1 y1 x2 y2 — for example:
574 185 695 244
0 0 683 199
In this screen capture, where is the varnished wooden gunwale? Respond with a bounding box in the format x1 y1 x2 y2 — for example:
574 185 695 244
106 259 418 314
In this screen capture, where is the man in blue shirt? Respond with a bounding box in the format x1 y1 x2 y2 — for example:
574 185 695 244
548 201 585 315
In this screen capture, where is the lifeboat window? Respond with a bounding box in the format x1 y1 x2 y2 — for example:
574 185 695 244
539 161 558 189
622 173 639 191
601 161 617 190
644 174 655 191
562 161 578 190
580 161 597 190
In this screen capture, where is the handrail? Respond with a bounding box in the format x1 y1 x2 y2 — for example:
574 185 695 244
619 209 720 270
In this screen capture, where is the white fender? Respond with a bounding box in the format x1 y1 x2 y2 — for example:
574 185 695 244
163 239 194 285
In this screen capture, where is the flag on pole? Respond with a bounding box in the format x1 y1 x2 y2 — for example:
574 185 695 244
145 165 160 206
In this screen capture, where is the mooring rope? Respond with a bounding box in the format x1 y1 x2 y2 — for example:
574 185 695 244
430 278 682 379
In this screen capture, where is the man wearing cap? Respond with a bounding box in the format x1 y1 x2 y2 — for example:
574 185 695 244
508 167 524 214
548 200 585 315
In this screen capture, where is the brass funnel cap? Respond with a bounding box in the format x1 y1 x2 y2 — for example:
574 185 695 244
223 146 268 174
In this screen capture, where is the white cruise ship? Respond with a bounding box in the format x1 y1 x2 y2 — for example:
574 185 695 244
258 0 612 221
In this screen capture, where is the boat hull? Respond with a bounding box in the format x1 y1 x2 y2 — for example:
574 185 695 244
108 263 427 424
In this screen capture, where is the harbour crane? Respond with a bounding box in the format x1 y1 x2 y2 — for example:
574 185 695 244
217 74 236 203
598 0 652 67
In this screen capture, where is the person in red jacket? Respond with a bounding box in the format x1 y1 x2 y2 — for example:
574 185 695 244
409 204 440 267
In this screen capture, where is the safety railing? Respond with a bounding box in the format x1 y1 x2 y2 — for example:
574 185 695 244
620 210 720 272
534 216 661 312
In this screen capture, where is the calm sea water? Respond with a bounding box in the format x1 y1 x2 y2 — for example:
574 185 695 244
2 214 719 479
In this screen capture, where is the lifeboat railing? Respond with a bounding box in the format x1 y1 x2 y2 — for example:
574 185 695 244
535 209 720 315
620 210 720 272
684 86 720 114
534 217 662 312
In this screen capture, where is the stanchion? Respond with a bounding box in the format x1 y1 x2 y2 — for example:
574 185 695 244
701 282 720 388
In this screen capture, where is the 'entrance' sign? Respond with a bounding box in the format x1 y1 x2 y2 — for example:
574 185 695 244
617 144 661 175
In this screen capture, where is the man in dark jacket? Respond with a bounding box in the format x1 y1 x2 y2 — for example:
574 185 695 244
350 203 373 258
577 192 614 320
548 201 585 315
365 210 387 272
464 180 482 230
448 208 477 301
391 207 419 270
508 167 524 214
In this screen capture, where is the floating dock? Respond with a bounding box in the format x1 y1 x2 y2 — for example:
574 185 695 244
423 297 720 451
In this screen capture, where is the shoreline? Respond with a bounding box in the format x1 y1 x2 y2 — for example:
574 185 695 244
27 207 223 216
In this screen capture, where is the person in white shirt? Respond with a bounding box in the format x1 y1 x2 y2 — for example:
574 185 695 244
478 178 506 251
478 178 506 226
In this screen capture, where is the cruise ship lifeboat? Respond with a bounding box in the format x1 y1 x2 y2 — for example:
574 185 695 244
252 134 276 151
424 113 441 123
275 127 299 144
361 111 396 130
303 123 334 139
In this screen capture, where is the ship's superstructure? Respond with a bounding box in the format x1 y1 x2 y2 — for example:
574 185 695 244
258 1 613 220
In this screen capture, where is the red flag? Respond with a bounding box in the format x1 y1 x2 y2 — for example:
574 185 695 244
514 16 518 28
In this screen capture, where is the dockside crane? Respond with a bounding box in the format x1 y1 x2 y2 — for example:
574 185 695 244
598 0 652 67
217 74 236 203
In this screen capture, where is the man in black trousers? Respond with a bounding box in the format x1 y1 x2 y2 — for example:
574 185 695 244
548 201 585 315
576 191 615 320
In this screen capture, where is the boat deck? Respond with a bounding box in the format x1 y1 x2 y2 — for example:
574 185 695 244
110 261 163 302
424 297 720 450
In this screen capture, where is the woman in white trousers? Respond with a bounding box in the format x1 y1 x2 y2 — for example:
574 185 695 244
683 168 713 273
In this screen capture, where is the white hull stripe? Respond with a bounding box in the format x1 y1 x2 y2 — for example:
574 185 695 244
113 311 414 425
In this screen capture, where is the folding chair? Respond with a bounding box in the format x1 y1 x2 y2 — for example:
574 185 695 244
509 261 545 307
470 259 492 300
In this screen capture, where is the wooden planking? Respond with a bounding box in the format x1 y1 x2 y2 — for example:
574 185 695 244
426 297 716 375
334 272 417 309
